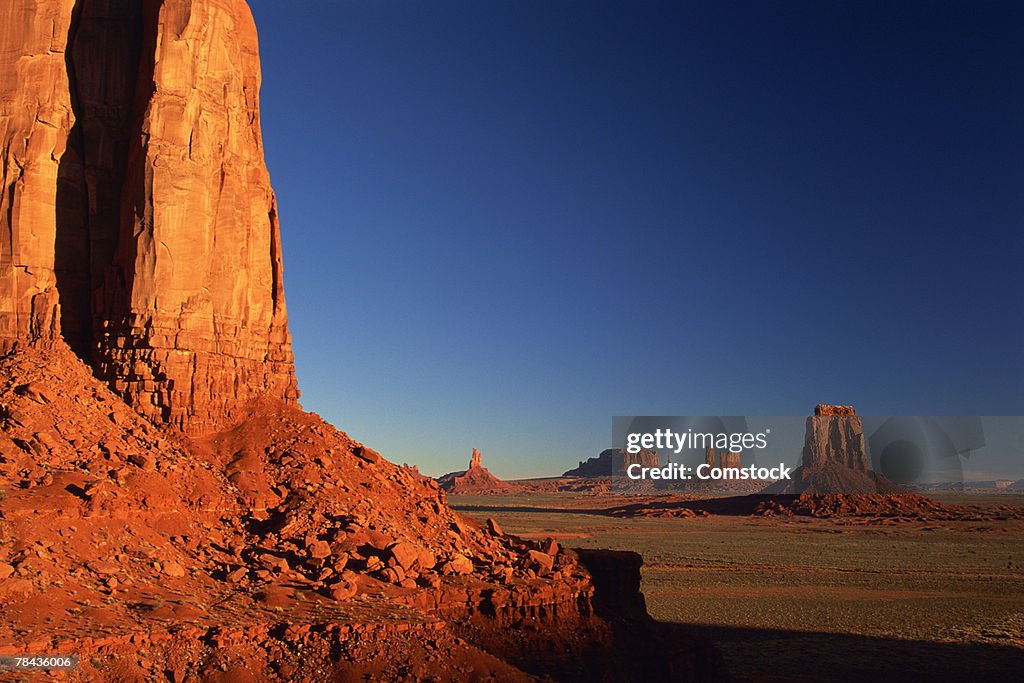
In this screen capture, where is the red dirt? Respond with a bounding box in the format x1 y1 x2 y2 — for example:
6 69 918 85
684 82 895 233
753 493 1024 522
761 463 904 495
602 491 1024 523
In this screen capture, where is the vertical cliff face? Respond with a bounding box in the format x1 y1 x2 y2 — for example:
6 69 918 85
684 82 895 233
762 404 901 494
0 0 77 348
802 404 869 471
90 0 298 430
57 0 146 360
0 0 298 432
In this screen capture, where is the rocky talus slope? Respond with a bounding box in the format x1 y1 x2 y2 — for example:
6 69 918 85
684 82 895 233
2 344 701 679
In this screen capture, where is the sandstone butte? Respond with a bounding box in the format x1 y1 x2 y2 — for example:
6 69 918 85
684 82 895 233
0 1 720 680
705 447 741 470
604 406 1001 521
436 448 520 494
755 406 993 517
762 404 904 496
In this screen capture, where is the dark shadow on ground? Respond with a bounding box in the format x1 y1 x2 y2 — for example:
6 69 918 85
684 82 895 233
663 621 1024 683
575 549 729 682
451 503 613 516
605 495 767 516
451 495 769 517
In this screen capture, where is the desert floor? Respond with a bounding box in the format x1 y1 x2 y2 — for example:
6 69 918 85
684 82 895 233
453 492 1024 683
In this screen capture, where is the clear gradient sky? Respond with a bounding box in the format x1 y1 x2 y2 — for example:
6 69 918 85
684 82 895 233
248 1 1023 478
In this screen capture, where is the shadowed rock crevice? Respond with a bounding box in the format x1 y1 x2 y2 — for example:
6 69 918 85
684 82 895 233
55 0 147 362
54 0 88 359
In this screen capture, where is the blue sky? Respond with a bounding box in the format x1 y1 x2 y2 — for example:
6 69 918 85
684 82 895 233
249 1 1023 478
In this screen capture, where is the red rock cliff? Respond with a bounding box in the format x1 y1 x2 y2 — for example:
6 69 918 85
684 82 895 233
0 0 75 347
0 0 298 431
802 404 868 471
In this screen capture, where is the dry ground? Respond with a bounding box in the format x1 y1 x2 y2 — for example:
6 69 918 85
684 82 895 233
452 492 1024 683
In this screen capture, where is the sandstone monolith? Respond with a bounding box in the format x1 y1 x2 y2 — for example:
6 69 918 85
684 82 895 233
0 0 298 432
802 404 868 471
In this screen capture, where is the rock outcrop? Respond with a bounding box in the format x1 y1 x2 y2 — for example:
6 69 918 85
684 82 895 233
0 0 297 433
0 0 75 350
801 404 869 471
436 448 516 494
705 447 740 469
564 448 660 477
718 450 741 469
0 345 601 679
763 405 901 495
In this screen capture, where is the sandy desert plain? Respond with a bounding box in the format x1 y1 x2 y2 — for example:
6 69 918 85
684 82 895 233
453 490 1024 683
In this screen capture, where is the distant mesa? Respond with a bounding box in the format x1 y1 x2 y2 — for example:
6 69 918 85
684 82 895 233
752 404 1007 520
763 404 902 494
706 446 741 470
436 448 516 494
563 448 659 477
